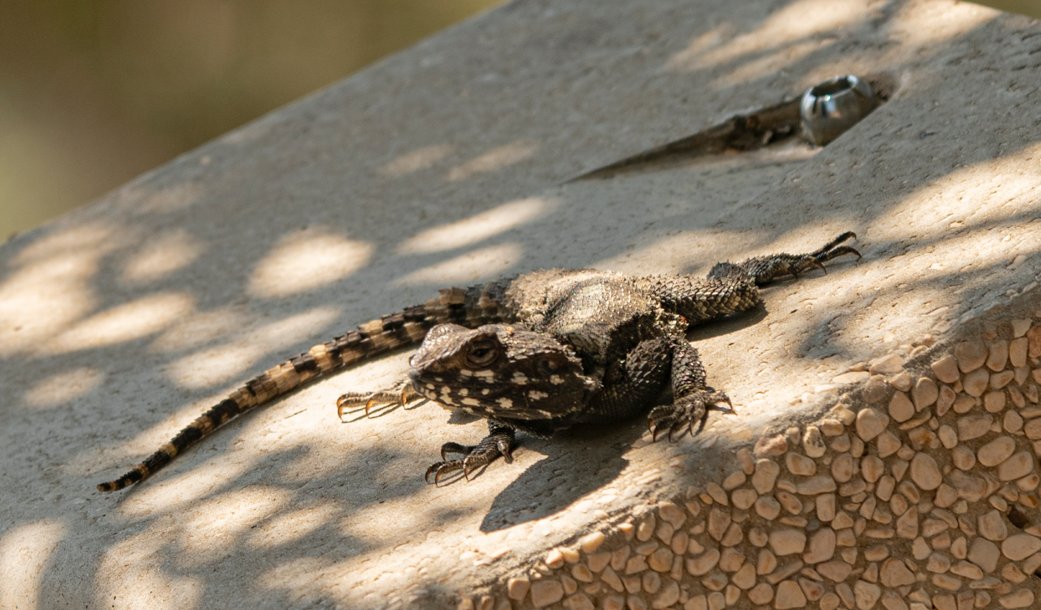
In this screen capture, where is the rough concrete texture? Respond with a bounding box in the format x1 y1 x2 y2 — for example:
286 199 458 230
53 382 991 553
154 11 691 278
1 0 1040 608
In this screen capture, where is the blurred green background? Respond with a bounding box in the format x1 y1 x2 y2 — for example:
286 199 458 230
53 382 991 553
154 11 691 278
0 0 499 240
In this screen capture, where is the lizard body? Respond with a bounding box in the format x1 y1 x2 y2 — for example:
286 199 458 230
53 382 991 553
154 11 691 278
97 232 859 491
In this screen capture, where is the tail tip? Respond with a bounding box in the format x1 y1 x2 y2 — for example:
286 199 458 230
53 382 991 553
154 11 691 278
95 469 144 493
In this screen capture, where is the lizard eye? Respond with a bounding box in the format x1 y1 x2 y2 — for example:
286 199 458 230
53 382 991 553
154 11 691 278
465 340 498 368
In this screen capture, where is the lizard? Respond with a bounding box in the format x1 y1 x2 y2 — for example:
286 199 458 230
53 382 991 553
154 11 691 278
96 232 859 491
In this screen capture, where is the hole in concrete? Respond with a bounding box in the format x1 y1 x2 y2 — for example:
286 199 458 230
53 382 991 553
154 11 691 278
571 72 894 181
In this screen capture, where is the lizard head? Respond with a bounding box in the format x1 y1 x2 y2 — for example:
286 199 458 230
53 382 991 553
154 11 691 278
408 323 599 420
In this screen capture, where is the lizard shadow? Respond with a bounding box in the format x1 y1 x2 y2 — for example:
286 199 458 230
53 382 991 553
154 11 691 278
477 419 646 532
686 306 768 341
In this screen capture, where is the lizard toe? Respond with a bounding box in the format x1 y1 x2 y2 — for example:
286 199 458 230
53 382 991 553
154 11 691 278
439 441 472 460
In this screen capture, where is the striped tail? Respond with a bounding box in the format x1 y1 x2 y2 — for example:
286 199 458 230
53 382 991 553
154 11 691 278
96 282 508 492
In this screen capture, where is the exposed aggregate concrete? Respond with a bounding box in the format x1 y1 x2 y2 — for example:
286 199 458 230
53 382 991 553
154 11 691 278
472 312 1041 609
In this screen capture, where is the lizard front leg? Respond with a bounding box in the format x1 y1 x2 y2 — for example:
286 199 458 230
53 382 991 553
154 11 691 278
648 338 733 440
425 420 516 484
584 337 674 423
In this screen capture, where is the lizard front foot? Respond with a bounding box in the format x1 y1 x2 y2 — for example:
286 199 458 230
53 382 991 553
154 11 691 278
336 381 422 420
424 423 516 484
648 388 733 441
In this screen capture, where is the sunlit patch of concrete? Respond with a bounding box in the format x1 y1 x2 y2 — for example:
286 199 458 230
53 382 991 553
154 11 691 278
446 140 537 182
660 26 733 73
0 261 98 357
167 342 262 391
750 0 867 43
164 306 341 390
109 452 260 519
122 180 205 216
150 306 242 353
121 229 205 284
0 224 120 357
396 243 523 285
172 487 290 568
664 0 866 74
711 39 831 87
23 366 105 410
97 530 202 610
893 0 992 49
10 222 116 264
0 520 66 610
874 152 1041 244
593 229 763 275
49 292 195 353
399 197 554 254
381 144 454 177
248 229 373 298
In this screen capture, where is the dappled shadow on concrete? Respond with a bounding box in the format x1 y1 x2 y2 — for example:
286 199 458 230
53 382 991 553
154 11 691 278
1 0 1041 607
480 422 645 532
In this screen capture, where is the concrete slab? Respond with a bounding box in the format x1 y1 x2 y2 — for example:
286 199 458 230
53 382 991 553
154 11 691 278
1 0 1040 608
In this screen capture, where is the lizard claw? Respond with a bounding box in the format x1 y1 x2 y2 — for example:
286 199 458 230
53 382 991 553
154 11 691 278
337 381 423 421
732 231 861 285
424 461 461 485
810 231 861 266
648 389 733 441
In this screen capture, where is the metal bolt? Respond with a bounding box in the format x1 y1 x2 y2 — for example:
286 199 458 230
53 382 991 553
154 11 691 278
800 75 878 146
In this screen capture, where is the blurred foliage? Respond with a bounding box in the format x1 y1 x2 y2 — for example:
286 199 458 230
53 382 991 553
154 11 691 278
0 0 499 239
973 0 1041 19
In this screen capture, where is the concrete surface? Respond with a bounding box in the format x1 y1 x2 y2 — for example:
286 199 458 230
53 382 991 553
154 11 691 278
1 0 1040 608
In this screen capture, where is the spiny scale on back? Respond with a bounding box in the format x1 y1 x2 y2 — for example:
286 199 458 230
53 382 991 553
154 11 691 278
96 232 860 491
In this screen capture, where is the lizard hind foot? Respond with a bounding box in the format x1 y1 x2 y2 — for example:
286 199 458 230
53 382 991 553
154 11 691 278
648 388 733 441
336 381 422 421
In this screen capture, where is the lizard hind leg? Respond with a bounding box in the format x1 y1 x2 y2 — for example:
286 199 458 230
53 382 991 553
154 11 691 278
648 339 734 441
